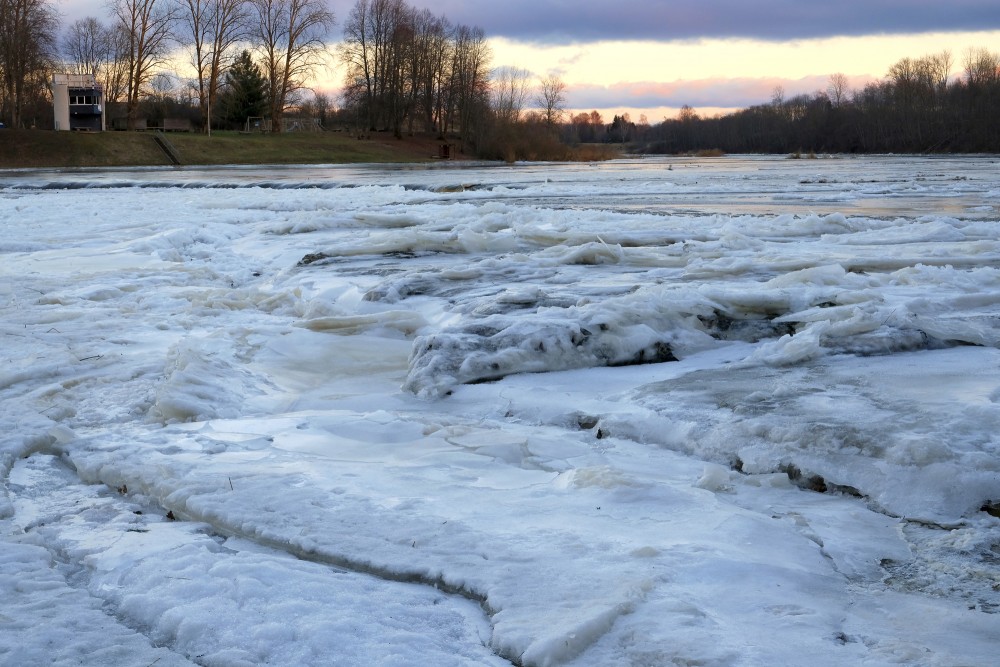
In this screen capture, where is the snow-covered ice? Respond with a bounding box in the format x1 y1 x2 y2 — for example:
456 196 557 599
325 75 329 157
2 155 999 666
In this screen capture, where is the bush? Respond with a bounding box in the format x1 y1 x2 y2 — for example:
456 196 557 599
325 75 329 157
476 120 621 162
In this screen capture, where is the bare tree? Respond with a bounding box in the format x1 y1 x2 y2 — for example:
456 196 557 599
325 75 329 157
770 85 785 108
63 17 108 75
411 9 451 135
888 57 917 87
338 0 375 129
251 0 335 132
63 17 130 103
827 72 849 107
339 0 407 133
490 65 529 124
149 70 175 97
535 73 565 126
178 0 248 132
104 26 131 103
113 0 177 129
927 49 953 91
341 0 460 137
0 0 58 128
450 24 490 151
402 7 449 136
678 104 698 122
339 2 494 146
963 46 1000 87
339 1 491 144
312 89 329 124
376 0 410 137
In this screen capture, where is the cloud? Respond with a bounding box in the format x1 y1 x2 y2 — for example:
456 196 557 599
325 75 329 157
60 0 1000 46
564 74 877 111
54 0 980 115
407 0 1000 44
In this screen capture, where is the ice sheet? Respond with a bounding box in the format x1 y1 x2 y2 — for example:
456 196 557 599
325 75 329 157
2 155 998 666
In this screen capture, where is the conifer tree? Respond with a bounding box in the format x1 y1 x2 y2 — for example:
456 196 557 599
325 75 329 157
218 49 267 129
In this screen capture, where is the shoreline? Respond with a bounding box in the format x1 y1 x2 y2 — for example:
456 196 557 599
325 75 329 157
0 129 460 169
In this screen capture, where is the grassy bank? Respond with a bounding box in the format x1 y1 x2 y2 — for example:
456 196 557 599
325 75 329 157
0 129 451 169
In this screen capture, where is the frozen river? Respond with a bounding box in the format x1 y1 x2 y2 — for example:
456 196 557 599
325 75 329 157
2 155 999 666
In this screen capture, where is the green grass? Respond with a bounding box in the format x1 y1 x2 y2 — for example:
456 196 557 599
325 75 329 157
0 130 166 168
165 131 439 165
0 129 443 169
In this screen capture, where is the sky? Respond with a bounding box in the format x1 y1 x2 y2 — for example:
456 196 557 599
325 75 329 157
56 0 1000 121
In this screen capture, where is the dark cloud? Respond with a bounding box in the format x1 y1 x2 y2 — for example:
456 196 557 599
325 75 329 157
62 0 999 44
406 0 1000 44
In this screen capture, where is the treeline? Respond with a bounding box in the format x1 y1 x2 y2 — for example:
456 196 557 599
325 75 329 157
0 0 335 131
0 0 562 158
333 0 584 159
1 0 577 158
5 0 1000 157
337 0 493 153
639 49 1000 154
1 0 59 129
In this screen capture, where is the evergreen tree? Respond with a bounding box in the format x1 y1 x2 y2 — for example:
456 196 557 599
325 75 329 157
217 49 267 130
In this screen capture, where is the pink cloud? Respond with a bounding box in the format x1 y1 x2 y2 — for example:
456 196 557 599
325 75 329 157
565 74 877 111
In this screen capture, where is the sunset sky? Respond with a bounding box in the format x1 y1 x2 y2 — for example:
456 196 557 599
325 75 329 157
57 0 1000 121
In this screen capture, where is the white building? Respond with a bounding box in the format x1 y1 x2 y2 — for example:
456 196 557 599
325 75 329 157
52 73 105 131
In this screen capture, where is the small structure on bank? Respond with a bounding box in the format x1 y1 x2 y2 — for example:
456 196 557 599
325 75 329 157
52 74 105 131
245 117 270 133
111 117 146 131
163 118 192 132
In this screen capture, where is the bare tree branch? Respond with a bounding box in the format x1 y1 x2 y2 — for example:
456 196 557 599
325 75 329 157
250 0 334 132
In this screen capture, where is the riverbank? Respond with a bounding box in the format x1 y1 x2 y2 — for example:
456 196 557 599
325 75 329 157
0 129 456 169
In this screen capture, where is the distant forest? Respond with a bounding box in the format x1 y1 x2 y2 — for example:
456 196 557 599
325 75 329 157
632 50 1000 154
2 0 999 156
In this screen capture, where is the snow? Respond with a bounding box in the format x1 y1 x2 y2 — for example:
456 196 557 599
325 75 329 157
2 154 999 666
